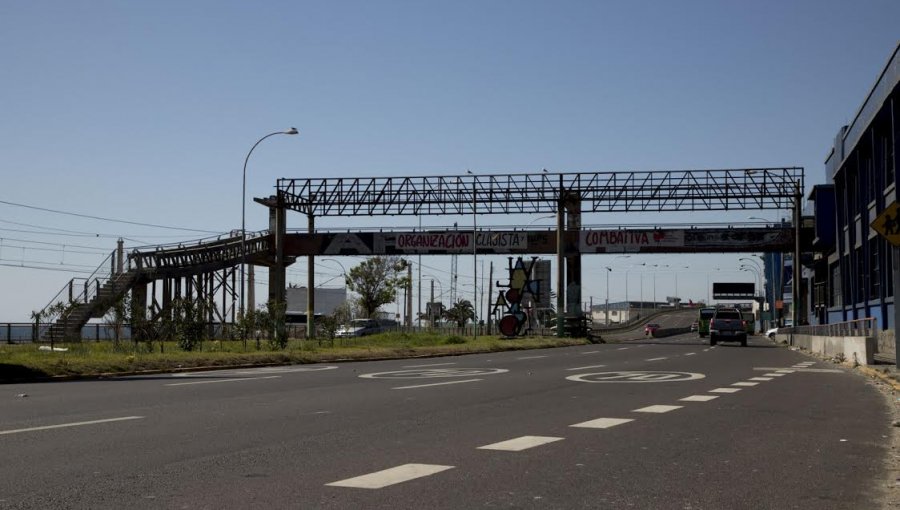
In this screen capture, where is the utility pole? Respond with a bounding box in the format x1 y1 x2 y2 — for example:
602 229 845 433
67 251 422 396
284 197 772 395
407 264 413 329
486 261 494 335
430 279 435 328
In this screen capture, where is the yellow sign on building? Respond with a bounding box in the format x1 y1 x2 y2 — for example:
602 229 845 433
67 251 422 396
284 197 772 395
871 200 900 247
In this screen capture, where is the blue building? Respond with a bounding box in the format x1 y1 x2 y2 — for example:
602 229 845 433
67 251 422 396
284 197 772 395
809 43 899 330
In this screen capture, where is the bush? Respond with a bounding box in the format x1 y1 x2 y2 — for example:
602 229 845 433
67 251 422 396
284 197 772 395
444 335 466 345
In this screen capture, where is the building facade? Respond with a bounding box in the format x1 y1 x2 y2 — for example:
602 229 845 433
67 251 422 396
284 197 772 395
811 43 899 330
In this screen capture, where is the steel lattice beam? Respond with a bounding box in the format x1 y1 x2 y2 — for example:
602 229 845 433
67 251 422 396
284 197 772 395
276 168 804 217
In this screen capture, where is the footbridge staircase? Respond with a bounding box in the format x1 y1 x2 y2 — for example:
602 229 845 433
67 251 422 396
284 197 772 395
35 231 282 341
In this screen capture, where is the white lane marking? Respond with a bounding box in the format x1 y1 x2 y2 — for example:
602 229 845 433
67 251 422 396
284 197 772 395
732 382 759 387
326 464 454 489
617 347 629 351
582 350 601 354
756 367 841 374
680 395 719 402
566 364 607 371
633 405 682 414
166 376 280 387
684 353 697 356
402 362 457 368
709 388 742 393
477 436 564 452
749 377 773 382
570 417 634 429
233 365 339 375
645 357 667 361
392 379 482 390
0 416 144 435
517 355 548 360
702 349 710 352
764 373 786 377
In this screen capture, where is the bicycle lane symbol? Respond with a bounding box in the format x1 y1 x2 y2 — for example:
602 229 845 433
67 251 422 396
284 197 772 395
359 368 509 379
566 371 705 383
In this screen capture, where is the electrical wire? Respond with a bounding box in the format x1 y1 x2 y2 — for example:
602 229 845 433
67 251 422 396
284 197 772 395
0 198 224 234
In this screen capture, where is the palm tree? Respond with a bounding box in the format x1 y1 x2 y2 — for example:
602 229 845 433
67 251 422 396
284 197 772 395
443 299 475 328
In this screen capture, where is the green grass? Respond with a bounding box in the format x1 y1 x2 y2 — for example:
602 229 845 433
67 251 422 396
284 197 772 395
0 332 587 381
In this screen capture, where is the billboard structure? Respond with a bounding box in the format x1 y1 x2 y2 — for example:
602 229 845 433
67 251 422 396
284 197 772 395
712 282 755 300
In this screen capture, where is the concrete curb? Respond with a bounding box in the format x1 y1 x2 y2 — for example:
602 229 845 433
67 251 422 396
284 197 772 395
857 366 900 391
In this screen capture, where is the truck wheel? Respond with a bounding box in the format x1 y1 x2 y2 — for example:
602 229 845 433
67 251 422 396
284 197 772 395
709 337 717 346
740 336 747 347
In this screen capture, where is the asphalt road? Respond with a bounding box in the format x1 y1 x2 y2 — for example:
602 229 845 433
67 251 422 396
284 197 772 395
0 332 891 509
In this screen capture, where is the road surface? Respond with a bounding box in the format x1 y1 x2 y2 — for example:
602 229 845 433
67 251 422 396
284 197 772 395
0 332 890 509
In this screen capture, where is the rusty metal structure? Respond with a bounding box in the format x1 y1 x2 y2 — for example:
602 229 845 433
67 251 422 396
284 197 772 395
36 167 805 340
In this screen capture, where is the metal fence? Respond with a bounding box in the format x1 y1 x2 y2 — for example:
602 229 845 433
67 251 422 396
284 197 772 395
790 317 878 338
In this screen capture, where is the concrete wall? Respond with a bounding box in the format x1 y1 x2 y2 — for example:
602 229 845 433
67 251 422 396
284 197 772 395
878 329 896 358
782 333 876 366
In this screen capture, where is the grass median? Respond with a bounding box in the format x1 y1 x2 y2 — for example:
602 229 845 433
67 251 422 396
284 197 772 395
0 331 588 381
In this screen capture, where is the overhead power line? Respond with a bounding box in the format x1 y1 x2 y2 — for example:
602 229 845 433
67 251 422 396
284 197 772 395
0 198 224 234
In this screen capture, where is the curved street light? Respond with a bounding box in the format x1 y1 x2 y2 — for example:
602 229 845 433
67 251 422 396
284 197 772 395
241 128 299 331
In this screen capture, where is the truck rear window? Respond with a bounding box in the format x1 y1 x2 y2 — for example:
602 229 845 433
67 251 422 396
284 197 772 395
714 311 741 320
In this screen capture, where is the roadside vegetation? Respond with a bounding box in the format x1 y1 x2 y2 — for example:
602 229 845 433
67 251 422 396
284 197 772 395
0 331 586 381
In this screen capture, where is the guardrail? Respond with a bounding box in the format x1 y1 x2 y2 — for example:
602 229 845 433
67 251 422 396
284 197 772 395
789 318 878 337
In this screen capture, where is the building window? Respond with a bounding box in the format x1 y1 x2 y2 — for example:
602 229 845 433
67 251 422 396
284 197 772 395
869 237 880 300
829 263 841 307
886 131 896 187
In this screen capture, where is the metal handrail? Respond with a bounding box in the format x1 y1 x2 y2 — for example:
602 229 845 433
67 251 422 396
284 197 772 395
789 317 878 337
35 250 116 338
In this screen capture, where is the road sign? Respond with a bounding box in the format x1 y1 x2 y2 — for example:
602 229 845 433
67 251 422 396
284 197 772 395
871 200 900 247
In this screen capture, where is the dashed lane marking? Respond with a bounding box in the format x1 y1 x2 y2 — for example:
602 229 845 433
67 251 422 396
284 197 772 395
165 376 280 387
749 377 773 382
582 350 601 354
633 405 682 414
680 395 719 402
645 357 668 361
0 416 144 435
685 353 697 356
570 417 634 429
617 347 629 351
325 464 454 489
731 382 759 387
709 388 742 393
764 373 786 377
402 362 457 368
477 436 564 452
756 367 841 374
392 379 482 390
566 364 607 371
517 355 548 360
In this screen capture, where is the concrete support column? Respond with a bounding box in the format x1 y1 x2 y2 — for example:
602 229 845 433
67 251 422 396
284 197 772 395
565 193 582 319
131 281 147 341
267 199 287 307
116 238 124 275
306 213 316 339
555 181 566 337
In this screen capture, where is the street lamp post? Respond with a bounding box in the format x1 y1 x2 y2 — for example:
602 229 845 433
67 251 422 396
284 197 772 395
241 127 298 338
604 267 612 326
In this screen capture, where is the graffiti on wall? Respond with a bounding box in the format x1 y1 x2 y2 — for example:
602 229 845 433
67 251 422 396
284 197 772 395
492 256 543 337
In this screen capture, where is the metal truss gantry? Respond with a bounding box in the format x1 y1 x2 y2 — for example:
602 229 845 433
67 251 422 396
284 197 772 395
274 167 805 337
277 168 804 216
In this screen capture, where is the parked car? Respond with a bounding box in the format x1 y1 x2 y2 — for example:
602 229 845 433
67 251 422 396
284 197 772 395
335 319 384 338
644 323 661 336
765 319 793 339
709 308 747 346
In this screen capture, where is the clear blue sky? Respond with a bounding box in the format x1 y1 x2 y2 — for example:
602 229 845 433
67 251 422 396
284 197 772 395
1 1 898 321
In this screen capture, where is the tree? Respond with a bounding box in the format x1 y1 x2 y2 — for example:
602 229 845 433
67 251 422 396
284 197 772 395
444 299 475 327
346 257 410 318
